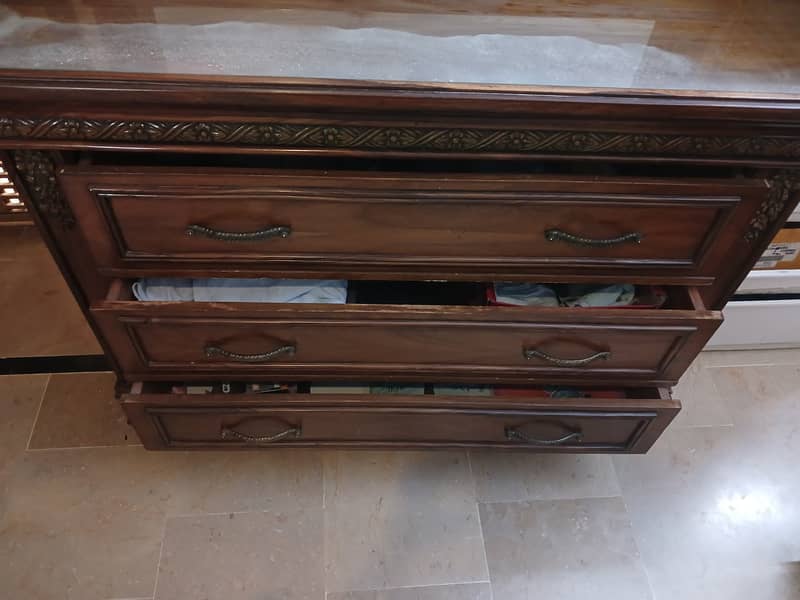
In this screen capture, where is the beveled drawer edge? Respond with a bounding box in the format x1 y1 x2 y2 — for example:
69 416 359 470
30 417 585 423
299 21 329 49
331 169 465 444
122 387 680 452
143 406 658 452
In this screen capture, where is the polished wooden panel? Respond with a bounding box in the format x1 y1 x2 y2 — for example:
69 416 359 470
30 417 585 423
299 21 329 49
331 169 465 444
92 286 721 386
122 386 680 452
2 1 799 96
57 166 765 286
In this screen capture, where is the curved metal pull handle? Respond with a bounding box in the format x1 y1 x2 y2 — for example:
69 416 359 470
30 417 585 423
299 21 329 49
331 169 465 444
505 427 583 446
523 348 611 367
185 223 291 242
545 229 642 247
205 344 296 363
221 423 302 443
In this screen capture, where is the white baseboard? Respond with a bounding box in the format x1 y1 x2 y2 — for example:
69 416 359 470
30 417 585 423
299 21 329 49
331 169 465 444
737 269 800 294
708 299 800 350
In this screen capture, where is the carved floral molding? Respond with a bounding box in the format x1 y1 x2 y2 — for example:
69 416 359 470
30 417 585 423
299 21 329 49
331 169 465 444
745 170 800 244
2 116 800 159
11 149 75 228
4 120 800 243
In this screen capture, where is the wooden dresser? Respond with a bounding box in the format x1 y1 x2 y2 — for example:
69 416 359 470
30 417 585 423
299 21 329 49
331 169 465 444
1 1 798 452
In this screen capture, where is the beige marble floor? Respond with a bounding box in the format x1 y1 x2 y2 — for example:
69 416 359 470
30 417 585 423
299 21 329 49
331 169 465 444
0 225 101 357
1 225 800 599
0 351 799 600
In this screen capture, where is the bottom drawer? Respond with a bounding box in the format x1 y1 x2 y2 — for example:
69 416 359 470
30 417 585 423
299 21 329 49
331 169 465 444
122 385 679 453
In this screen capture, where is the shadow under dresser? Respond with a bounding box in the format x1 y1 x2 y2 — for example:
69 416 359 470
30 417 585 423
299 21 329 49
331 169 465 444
2 1 799 452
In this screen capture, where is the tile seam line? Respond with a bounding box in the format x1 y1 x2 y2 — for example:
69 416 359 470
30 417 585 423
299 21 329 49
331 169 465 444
615 465 658 600
467 450 493 598
164 507 307 520
327 580 493 595
150 515 168 600
477 493 625 506
24 373 50 451
671 423 735 430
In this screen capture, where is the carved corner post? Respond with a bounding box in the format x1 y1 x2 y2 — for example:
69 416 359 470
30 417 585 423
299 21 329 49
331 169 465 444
745 170 800 244
703 168 800 310
10 149 75 229
4 147 123 378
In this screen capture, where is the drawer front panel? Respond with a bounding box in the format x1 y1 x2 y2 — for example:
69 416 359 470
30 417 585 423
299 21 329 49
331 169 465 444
60 168 766 284
122 392 680 452
93 302 721 385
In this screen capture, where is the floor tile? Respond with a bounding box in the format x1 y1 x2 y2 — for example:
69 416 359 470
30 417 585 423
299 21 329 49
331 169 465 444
0 448 166 600
0 447 323 600
323 451 487 593
154 509 324 600
671 354 733 428
327 582 492 600
0 224 27 261
0 374 48 523
709 364 800 428
160 450 323 516
709 364 800 489
643 562 800 600
28 372 138 449
0 226 101 357
469 452 620 503
614 426 800 600
702 348 800 368
0 374 47 474
479 497 652 600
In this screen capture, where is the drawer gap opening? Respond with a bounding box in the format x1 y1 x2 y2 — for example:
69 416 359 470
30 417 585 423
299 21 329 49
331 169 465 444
130 380 666 401
76 150 749 180
109 278 697 310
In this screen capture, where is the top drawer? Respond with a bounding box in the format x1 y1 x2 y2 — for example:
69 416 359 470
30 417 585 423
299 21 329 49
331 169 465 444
58 165 767 284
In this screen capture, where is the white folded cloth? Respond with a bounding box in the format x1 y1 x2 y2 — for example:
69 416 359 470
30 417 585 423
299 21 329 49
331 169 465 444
132 278 347 304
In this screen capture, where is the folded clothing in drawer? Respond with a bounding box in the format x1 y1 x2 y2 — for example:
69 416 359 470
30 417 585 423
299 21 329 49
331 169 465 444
132 278 348 303
488 283 667 308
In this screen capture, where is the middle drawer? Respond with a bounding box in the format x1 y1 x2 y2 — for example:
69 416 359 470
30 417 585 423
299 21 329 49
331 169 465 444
92 280 721 386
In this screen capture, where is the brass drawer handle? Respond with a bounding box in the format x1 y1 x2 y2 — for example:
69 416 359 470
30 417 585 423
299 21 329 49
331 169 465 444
221 423 302 443
523 348 611 367
185 223 291 242
205 344 296 362
545 229 642 247
505 427 583 445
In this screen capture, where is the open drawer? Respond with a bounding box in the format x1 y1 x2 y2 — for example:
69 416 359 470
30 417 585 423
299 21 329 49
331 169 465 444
122 383 679 452
93 280 722 386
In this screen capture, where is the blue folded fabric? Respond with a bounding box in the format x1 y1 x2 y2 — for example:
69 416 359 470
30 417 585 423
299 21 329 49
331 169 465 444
132 278 348 304
493 282 635 307
492 283 559 306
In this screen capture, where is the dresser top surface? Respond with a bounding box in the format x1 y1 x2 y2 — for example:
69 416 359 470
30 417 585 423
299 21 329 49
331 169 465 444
1 0 799 99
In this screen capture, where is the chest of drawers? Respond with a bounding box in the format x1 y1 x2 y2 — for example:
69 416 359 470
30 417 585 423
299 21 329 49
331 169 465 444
2 2 799 453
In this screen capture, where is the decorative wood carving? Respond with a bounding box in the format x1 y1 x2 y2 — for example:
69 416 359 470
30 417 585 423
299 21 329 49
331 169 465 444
745 170 800 243
11 149 75 228
2 116 800 159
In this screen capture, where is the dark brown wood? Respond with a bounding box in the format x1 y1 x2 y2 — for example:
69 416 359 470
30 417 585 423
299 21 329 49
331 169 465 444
701 171 800 308
2 4 799 451
56 165 768 299
122 385 680 453
92 282 720 386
